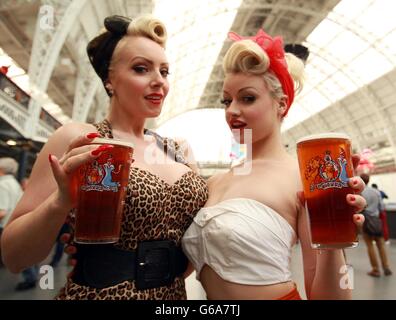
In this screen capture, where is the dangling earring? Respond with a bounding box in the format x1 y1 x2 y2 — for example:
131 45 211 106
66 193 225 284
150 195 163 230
105 83 114 97
278 101 286 117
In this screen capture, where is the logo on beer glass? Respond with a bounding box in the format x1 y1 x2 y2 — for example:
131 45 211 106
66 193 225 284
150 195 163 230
305 148 349 192
81 155 121 192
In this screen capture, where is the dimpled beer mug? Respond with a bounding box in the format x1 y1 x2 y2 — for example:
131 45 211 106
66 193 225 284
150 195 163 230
73 138 134 244
296 133 358 249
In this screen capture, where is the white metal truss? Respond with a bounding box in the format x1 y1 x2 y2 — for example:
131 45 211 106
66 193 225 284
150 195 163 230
0 91 28 135
0 0 24 12
0 90 57 142
71 1 104 123
25 0 87 138
72 66 101 123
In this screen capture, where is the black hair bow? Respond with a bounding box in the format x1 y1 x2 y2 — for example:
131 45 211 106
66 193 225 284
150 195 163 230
104 15 132 35
86 15 132 96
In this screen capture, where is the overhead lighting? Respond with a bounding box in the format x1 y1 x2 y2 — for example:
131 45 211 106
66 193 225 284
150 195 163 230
6 139 17 146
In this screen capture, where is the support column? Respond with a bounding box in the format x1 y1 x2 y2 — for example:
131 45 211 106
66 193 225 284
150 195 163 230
25 0 87 138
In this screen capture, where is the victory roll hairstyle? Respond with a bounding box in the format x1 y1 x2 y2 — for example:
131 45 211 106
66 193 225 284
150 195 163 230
87 15 167 96
223 29 305 117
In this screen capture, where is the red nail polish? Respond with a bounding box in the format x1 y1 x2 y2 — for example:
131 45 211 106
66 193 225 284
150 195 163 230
48 154 53 163
353 179 358 185
86 132 100 139
350 196 356 201
98 145 113 151
356 216 361 221
91 149 102 156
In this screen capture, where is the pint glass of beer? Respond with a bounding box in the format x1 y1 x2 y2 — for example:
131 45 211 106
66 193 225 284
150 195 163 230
296 133 358 249
73 138 134 244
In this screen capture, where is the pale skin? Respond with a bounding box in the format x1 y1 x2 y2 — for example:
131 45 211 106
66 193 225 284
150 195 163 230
198 72 366 300
1 35 197 274
62 74 366 299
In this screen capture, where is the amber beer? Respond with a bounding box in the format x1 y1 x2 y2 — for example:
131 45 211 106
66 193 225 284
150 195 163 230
296 133 358 249
73 138 134 244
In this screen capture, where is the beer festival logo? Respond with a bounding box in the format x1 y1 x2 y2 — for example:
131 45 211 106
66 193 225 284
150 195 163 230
81 156 121 192
304 148 350 192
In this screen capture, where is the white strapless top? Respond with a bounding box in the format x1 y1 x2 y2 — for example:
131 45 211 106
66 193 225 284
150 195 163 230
182 198 297 285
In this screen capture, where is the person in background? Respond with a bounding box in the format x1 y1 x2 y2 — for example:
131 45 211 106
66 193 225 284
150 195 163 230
361 174 392 277
372 183 390 242
49 222 70 268
372 183 389 200
0 157 23 268
0 159 38 290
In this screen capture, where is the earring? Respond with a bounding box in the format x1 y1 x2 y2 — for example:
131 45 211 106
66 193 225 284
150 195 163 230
278 103 286 116
105 83 114 97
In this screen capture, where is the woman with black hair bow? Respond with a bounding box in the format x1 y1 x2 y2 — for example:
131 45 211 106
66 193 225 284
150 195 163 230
1 15 208 300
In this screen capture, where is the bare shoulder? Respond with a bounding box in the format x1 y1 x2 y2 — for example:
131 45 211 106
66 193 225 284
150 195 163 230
51 122 95 142
288 157 303 189
41 122 95 156
284 157 303 209
207 171 228 188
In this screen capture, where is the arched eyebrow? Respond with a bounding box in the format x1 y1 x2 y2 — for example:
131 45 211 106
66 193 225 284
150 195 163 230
223 87 258 95
128 56 169 67
237 86 257 93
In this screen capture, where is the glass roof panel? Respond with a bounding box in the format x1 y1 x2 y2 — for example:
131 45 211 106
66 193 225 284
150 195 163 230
332 0 372 18
327 31 368 63
347 49 394 83
379 30 396 56
153 0 242 125
355 0 396 36
156 109 233 163
305 19 342 47
282 0 396 132
330 71 358 95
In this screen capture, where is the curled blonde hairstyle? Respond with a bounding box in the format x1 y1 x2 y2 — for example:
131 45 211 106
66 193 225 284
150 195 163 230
223 39 305 103
110 15 167 67
126 14 167 47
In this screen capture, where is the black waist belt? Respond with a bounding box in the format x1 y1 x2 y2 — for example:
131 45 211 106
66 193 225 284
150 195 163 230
72 240 188 290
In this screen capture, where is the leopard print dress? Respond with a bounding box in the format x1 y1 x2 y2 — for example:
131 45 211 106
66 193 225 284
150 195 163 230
56 120 208 300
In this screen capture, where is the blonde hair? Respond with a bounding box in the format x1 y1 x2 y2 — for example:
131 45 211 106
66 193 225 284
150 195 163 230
110 15 167 69
223 39 305 102
126 15 167 47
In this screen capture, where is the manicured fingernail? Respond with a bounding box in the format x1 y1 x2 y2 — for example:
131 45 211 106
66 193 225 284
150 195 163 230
353 179 358 185
86 132 100 139
48 154 53 163
350 196 356 201
91 149 102 156
356 216 361 221
98 144 113 151
91 145 113 156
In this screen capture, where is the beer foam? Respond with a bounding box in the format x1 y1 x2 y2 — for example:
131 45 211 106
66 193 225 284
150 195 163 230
296 132 350 145
90 137 134 149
